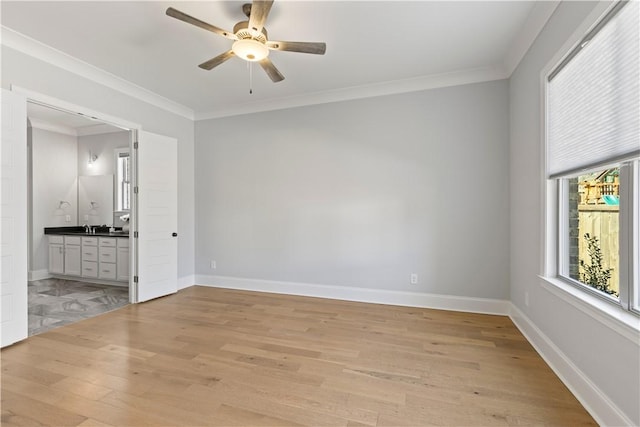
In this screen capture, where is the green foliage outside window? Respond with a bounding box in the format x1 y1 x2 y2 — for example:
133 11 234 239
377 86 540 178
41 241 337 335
579 233 618 297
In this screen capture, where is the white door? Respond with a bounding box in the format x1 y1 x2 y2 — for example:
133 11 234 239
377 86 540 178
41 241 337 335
136 131 178 302
1 89 28 347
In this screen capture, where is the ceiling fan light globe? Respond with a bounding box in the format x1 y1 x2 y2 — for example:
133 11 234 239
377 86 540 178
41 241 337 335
232 39 269 62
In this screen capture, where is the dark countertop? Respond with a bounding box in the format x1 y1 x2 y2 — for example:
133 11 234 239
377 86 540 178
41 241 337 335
44 226 129 238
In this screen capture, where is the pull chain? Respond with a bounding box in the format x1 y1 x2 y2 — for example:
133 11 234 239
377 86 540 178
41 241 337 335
249 62 253 94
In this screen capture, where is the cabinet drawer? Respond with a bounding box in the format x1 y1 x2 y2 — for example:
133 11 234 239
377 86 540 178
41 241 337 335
82 261 98 278
48 235 64 244
82 237 98 246
117 238 129 248
99 247 116 263
99 263 117 280
99 238 117 247
82 246 98 262
65 236 81 245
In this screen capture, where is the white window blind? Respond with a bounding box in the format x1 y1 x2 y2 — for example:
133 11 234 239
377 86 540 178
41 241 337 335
547 1 639 178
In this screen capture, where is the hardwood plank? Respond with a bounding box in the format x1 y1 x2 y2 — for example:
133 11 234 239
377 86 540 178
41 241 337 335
52 377 113 401
76 418 114 427
214 403 303 427
1 286 596 426
1 390 87 426
1 361 67 386
99 391 215 426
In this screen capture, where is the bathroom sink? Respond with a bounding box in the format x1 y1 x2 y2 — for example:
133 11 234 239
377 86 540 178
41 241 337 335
44 227 128 237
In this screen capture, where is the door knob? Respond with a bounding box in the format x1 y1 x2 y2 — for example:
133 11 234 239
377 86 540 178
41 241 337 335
172 232 178 237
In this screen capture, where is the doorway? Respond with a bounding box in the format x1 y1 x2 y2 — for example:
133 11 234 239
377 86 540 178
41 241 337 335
26 101 134 335
2 87 179 347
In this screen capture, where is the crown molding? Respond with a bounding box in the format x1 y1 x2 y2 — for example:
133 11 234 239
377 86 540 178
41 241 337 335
28 117 77 137
195 65 507 120
3 0 557 123
503 1 560 75
14 85 140 131
1 26 195 121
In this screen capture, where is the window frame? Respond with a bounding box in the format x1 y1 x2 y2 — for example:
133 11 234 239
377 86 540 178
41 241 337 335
114 147 130 213
555 163 633 308
541 0 639 323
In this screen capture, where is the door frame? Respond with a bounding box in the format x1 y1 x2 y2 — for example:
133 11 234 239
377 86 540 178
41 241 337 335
11 85 142 304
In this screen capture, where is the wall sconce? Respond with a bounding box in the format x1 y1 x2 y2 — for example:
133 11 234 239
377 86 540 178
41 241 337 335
88 151 98 167
54 200 70 216
89 201 99 215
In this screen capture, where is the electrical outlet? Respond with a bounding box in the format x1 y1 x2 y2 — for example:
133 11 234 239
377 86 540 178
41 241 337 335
410 273 418 285
525 291 530 307
210 260 216 269
65 215 71 222
84 214 89 221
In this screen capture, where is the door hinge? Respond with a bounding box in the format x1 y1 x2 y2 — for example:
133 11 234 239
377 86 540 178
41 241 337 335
134 275 139 283
134 186 139 194
133 142 139 149
134 231 139 238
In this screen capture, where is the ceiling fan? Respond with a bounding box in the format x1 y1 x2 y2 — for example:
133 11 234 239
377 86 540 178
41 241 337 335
166 0 326 83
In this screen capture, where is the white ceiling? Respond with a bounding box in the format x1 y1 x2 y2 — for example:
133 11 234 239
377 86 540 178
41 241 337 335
27 102 126 135
2 1 556 120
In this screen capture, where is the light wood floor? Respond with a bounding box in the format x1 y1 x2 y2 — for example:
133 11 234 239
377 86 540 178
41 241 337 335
2 286 596 426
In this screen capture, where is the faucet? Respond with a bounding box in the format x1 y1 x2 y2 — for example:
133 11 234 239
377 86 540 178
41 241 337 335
83 224 90 233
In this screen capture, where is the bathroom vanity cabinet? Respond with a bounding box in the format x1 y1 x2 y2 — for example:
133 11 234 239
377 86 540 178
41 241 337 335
48 235 65 275
116 239 130 282
98 237 117 280
48 234 129 284
48 235 81 276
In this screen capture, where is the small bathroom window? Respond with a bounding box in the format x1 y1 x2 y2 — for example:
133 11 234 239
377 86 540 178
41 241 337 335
116 148 130 212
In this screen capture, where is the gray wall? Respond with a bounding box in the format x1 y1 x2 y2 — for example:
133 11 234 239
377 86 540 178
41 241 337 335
510 1 639 424
195 80 510 299
2 46 195 280
77 131 129 177
30 128 78 273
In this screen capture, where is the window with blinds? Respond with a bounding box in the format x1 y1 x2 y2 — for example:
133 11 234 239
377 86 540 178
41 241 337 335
547 0 639 179
545 1 639 314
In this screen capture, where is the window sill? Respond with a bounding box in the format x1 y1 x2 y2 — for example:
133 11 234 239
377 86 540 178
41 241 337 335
538 275 640 342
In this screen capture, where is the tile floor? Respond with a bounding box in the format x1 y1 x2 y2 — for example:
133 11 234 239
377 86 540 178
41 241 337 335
28 278 129 336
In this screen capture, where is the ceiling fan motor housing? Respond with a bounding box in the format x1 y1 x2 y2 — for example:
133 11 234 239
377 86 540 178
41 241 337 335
233 21 268 42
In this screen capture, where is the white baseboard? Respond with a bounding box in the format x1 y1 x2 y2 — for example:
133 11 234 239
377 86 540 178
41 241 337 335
509 304 633 427
195 274 510 315
178 274 195 290
28 269 51 281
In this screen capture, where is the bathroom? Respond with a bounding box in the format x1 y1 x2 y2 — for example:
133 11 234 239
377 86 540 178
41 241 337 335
27 102 133 335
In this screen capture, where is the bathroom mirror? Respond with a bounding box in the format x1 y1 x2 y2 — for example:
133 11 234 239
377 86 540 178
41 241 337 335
78 175 113 225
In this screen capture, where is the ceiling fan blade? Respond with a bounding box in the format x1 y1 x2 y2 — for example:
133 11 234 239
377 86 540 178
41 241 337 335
248 0 274 35
265 41 326 55
259 58 285 82
166 7 237 41
199 50 236 70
